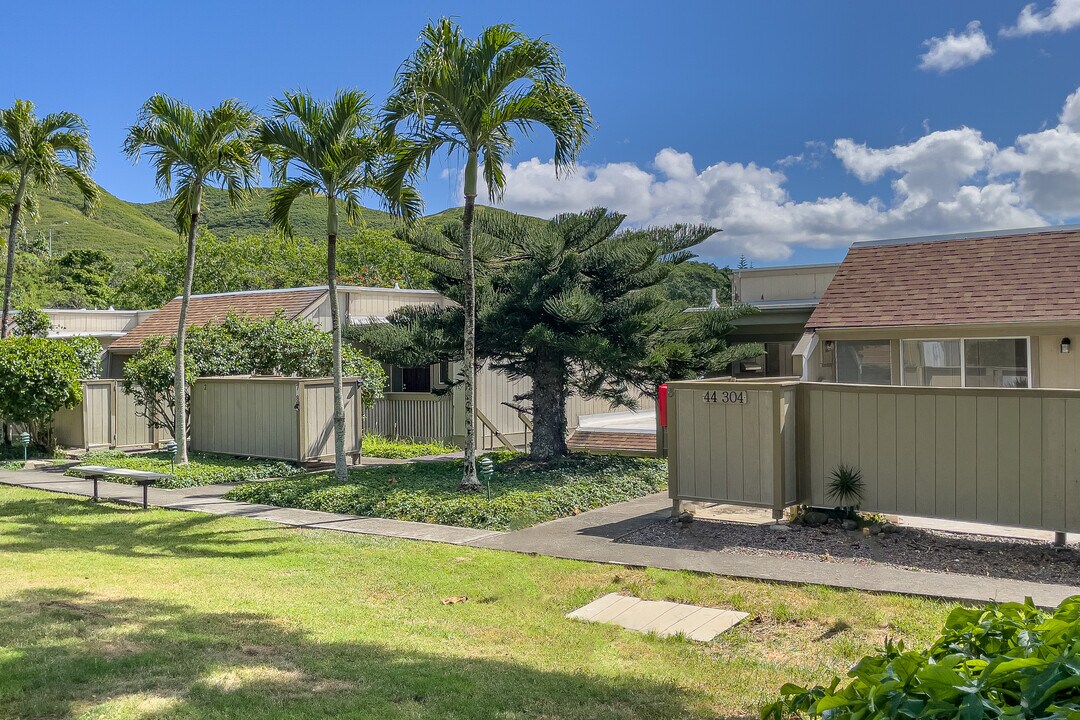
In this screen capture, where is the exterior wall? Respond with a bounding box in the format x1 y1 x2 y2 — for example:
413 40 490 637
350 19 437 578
46 309 151 335
800 382 1080 533
299 378 362 461
666 380 799 513
814 324 1080 390
734 265 837 304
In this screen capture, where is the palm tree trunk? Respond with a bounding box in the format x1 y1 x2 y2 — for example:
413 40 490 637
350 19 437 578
173 184 202 464
459 151 480 491
327 195 348 483
1 176 28 339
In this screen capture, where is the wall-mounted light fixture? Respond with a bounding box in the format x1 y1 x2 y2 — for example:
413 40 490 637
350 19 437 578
1062 337 1072 354
824 340 834 351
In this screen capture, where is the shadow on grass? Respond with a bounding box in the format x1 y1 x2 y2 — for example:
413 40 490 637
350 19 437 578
0 497 283 560
0 587 723 720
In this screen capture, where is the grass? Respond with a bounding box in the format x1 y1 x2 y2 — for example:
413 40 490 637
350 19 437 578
0 484 952 719
361 433 459 459
67 449 305 489
226 452 668 530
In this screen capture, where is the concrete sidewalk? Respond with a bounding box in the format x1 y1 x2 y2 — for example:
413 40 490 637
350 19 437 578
0 470 500 545
2 469 1077 607
470 495 1080 608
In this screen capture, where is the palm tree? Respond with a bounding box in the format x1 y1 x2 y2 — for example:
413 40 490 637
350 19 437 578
384 19 593 489
258 89 419 483
0 100 98 337
123 95 259 463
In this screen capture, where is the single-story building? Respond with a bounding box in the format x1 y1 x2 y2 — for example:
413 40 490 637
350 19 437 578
794 225 1080 390
101 285 650 449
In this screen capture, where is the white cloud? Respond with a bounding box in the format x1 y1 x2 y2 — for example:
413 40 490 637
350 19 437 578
991 88 1080 217
919 21 993 72
1001 0 1080 36
475 85 1080 262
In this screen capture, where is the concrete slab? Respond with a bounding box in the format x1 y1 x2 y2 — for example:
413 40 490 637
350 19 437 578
567 593 747 641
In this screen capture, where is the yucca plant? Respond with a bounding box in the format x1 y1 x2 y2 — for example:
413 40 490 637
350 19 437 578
827 463 864 515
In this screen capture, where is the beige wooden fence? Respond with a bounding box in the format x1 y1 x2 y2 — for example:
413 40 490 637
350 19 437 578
364 392 454 441
666 379 1080 534
666 379 800 517
53 380 162 449
800 383 1080 533
191 377 362 463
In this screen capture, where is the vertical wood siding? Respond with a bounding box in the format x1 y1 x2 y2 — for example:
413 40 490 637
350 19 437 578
802 383 1080 533
667 380 799 511
364 393 454 442
191 378 301 461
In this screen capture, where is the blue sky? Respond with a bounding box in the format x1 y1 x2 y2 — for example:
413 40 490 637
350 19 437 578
6 0 1080 267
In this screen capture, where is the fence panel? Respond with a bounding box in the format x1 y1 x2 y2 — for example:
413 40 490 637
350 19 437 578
800 383 1080 533
364 393 454 442
191 378 301 461
667 380 799 515
300 379 361 461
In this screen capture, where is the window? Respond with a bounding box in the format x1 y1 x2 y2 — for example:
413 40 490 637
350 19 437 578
965 338 1029 388
900 338 1029 388
734 342 796 378
835 340 892 384
902 339 961 387
390 365 433 393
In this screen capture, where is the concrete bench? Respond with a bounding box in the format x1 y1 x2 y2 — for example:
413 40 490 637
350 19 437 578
68 465 171 509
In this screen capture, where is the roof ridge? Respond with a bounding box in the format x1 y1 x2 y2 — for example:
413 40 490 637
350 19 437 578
850 224 1080 250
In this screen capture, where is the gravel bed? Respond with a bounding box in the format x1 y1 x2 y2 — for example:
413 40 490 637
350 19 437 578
616 517 1080 586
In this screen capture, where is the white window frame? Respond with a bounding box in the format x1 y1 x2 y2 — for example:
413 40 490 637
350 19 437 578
899 336 1032 389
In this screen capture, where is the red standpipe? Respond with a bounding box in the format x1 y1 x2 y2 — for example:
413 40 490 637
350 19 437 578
658 383 668 427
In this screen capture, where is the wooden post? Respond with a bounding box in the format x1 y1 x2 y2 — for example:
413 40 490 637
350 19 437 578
667 387 681 517
772 385 785 521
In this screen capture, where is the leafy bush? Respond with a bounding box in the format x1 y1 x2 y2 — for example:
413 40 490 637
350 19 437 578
226 452 668 530
68 449 306 489
64 335 103 379
764 596 1080 720
0 337 82 443
12 303 50 338
361 433 459 459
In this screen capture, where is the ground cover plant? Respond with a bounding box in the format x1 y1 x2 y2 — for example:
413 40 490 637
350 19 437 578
0 484 950 719
67 449 303 489
227 451 666 530
765 596 1080 720
360 433 459 459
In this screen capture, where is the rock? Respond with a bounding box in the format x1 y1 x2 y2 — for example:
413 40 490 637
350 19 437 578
842 519 859 531
678 511 695 524
803 511 829 527
881 522 899 534
768 523 792 532
869 524 883 536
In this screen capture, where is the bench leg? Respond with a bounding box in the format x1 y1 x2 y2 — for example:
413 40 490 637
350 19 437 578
92 476 99 502
143 483 149 510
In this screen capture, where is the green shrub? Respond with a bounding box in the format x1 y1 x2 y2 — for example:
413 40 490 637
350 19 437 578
68 450 305 489
763 596 1080 720
226 452 667 530
361 434 458 459
827 463 864 514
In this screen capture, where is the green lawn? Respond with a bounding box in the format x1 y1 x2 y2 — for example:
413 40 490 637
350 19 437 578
361 433 460 459
0 485 950 719
68 450 305 489
226 452 668 530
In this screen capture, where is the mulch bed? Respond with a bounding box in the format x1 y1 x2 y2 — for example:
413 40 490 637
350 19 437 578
616 517 1080 587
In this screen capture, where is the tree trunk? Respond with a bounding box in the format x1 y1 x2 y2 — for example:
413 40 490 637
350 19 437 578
327 195 348 483
529 356 568 462
173 184 202 465
459 151 480 491
1 176 28 339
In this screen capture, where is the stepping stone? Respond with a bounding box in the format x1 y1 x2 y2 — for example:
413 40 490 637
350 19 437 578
567 593 748 641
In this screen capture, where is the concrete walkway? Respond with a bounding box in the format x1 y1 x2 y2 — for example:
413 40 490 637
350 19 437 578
1 469 1077 607
0 470 499 545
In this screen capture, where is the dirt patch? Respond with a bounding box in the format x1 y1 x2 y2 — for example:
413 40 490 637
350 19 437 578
616 517 1080 586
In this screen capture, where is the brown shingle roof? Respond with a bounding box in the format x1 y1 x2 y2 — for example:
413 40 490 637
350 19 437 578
807 227 1080 330
110 288 326 351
